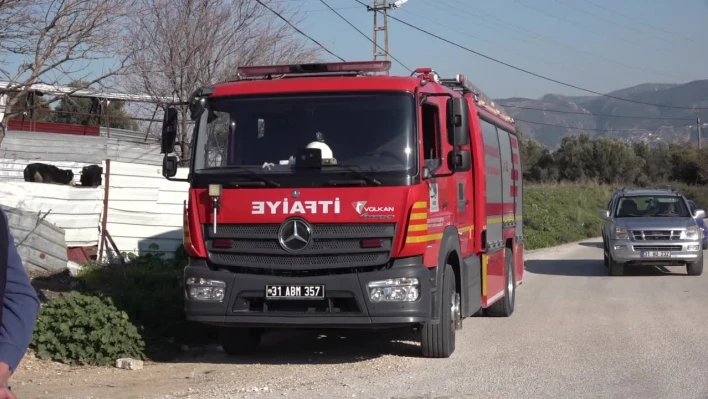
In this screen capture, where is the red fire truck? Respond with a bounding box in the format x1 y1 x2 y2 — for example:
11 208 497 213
160 61 524 358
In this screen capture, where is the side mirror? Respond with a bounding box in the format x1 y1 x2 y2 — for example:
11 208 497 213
694 209 706 219
447 149 471 172
599 210 610 220
160 106 179 154
447 97 470 146
422 166 432 180
162 155 178 178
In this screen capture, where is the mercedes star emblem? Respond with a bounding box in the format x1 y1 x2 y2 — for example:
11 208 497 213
292 190 300 198
278 218 312 252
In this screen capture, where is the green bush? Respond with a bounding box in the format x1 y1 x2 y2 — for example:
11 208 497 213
75 247 216 359
523 184 614 249
31 293 145 365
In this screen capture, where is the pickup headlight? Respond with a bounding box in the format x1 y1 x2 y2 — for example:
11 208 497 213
614 226 629 240
682 226 701 240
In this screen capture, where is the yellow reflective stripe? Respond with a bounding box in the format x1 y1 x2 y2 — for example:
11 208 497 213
457 225 473 234
413 201 427 209
482 254 488 296
405 233 444 244
407 224 428 232
410 212 428 220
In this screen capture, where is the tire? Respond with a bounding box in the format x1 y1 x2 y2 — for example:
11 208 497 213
687 253 704 276
486 248 515 317
603 241 610 269
421 263 458 358
219 327 262 356
608 254 624 276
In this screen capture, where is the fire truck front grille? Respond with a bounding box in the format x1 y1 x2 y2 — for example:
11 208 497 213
204 223 396 270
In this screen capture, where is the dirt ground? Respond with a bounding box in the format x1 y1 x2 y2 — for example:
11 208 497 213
11 329 421 399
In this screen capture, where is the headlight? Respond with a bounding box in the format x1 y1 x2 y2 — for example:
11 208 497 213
682 226 701 240
367 277 420 303
186 278 226 302
614 226 629 240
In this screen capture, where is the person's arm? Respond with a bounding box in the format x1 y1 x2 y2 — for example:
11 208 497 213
0 209 40 386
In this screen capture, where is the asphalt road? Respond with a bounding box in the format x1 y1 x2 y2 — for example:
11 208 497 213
155 238 708 399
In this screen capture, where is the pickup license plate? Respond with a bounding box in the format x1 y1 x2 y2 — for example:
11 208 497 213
265 285 325 300
641 251 671 258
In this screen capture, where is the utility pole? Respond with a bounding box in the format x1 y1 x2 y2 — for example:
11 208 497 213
698 117 702 149
368 1 391 74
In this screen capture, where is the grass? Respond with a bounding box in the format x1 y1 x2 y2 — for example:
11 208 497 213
522 183 708 250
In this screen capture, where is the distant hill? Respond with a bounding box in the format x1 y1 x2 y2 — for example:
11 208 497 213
495 80 708 148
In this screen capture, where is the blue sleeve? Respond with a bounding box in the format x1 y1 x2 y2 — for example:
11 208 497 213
0 209 40 372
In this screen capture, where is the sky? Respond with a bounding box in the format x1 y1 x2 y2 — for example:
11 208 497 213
296 0 708 99
4 0 708 102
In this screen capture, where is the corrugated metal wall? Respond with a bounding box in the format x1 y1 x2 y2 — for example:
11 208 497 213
0 130 163 167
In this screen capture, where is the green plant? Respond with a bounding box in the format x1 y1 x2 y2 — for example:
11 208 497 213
75 246 216 359
31 293 145 365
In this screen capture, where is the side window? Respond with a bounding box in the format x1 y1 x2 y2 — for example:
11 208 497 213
421 102 442 170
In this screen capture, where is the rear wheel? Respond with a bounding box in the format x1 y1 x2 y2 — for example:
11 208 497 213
421 263 458 358
687 253 704 276
219 327 262 356
486 248 515 317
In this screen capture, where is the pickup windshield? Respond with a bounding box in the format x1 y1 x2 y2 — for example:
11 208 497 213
191 92 416 176
615 195 691 218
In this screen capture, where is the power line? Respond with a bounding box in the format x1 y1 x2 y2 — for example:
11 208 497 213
317 0 411 72
500 105 697 121
255 0 346 62
350 1 708 111
514 117 688 133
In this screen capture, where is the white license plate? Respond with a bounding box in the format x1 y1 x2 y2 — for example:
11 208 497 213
265 285 325 300
641 251 671 258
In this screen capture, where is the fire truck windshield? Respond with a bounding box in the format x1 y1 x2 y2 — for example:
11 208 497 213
191 92 417 180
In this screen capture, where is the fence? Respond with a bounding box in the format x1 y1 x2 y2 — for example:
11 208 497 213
0 160 189 261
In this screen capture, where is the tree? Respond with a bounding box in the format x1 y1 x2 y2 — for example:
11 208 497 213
125 0 322 163
53 81 138 130
0 0 136 146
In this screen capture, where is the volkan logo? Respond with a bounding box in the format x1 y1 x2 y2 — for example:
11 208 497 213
352 201 395 217
352 201 367 214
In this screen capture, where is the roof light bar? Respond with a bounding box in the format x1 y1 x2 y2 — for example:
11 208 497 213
454 73 514 125
237 61 391 77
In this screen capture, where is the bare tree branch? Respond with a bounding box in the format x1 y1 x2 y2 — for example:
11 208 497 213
124 0 323 162
0 0 136 146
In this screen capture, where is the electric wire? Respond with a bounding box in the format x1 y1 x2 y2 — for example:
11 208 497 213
318 0 412 71
255 0 346 62
352 0 708 110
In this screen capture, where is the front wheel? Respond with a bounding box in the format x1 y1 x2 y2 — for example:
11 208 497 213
421 264 458 358
687 253 704 276
608 255 624 276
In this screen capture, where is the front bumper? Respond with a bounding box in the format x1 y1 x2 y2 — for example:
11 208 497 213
183 257 433 328
609 239 703 264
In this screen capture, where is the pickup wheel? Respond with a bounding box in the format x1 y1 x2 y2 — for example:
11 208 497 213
687 253 704 276
219 327 262 356
486 248 516 317
603 241 609 269
421 263 457 358
608 254 624 276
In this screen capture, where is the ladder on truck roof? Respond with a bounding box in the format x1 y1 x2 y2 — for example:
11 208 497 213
439 75 514 125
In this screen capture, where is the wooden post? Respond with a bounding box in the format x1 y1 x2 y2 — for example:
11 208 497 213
98 159 111 263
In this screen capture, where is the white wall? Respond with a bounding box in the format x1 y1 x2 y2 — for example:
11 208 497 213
102 162 189 258
0 160 190 258
0 180 103 246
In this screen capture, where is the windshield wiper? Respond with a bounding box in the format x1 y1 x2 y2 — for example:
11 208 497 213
323 165 382 186
205 166 281 187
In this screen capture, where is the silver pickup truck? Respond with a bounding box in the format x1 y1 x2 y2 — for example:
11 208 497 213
600 188 705 276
